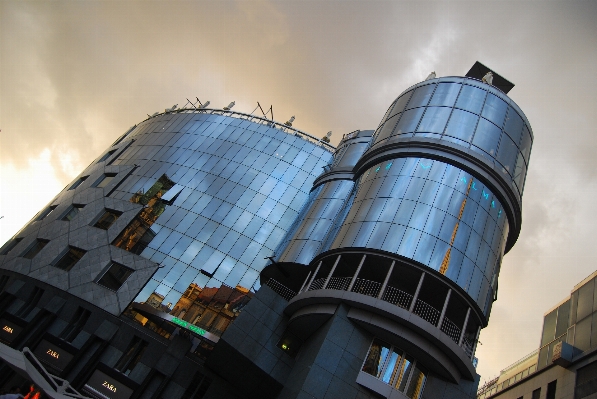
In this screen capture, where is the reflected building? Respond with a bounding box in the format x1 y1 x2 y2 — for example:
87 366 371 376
0 62 533 399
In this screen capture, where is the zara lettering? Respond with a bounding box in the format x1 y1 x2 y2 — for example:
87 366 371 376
102 381 117 392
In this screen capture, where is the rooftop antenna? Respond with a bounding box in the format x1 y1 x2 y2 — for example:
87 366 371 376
200 100 210 109
186 98 198 110
223 101 235 110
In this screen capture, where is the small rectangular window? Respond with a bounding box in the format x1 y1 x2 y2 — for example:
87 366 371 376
546 380 557 399
53 247 86 271
60 307 91 342
97 150 116 163
115 336 148 375
36 205 58 221
69 176 89 190
60 204 86 221
1 237 23 255
22 239 49 259
276 330 302 358
92 173 117 188
532 388 541 399
92 209 122 230
96 262 134 291
16 286 44 318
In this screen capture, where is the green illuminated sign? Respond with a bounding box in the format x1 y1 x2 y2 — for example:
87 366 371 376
171 317 206 336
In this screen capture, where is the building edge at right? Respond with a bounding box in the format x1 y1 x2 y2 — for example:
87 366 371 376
477 269 597 399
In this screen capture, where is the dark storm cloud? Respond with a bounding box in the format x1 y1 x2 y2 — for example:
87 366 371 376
2 0 597 380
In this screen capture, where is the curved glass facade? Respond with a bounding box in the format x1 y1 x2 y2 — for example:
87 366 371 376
275 179 355 265
114 113 333 306
327 157 508 314
274 130 373 266
372 77 533 198
0 110 333 326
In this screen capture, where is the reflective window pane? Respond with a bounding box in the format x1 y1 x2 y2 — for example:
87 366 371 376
444 109 479 142
456 85 485 114
417 107 451 133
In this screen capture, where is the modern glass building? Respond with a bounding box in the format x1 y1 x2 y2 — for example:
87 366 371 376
0 62 533 399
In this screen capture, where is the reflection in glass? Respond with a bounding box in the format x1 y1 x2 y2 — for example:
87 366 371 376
97 262 134 291
362 339 391 378
53 246 86 271
429 83 460 107
481 93 508 127
455 85 485 114
93 209 122 230
417 107 451 134
362 339 426 398
444 109 479 142
394 108 425 136
112 174 175 255
22 239 49 259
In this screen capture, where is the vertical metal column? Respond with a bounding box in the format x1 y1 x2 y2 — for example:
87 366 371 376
458 308 471 347
305 261 322 291
347 254 367 292
409 273 426 312
323 255 342 289
471 326 481 360
377 261 395 300
437 289 452 328
298 271 312 293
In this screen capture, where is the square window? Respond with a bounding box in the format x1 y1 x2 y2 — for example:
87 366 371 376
53 246 86 271
96 262 134 291
36 205 58 221
92 174 117 188
93 209 122 230
22 239 49 259
69 176 89 190
60 204 85 221
97 150 116 163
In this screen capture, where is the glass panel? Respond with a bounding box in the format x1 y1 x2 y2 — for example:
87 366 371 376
444 109 479 142
417 107 451 133
93 209 121 230
381 350 401 383
455 85 485 114
390 90 414 116
97 262 134 291
94 174 116 188
22 239 48 259
496 133 518 176
54 247 86 271
395 354 414 391
520 124 533 162
112 175 175 254
504 108 524 146
407 84 436 109
362 339 391 378
473 118 501 157
405 364 427 399
576 279 595 322
394 108 425 136
481 93 508 127
429 83 460 107
541 310 558 347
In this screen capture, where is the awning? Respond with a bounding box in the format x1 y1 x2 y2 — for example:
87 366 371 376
0 343 91 399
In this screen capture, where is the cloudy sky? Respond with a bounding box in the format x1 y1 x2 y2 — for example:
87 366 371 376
1 0 596 383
